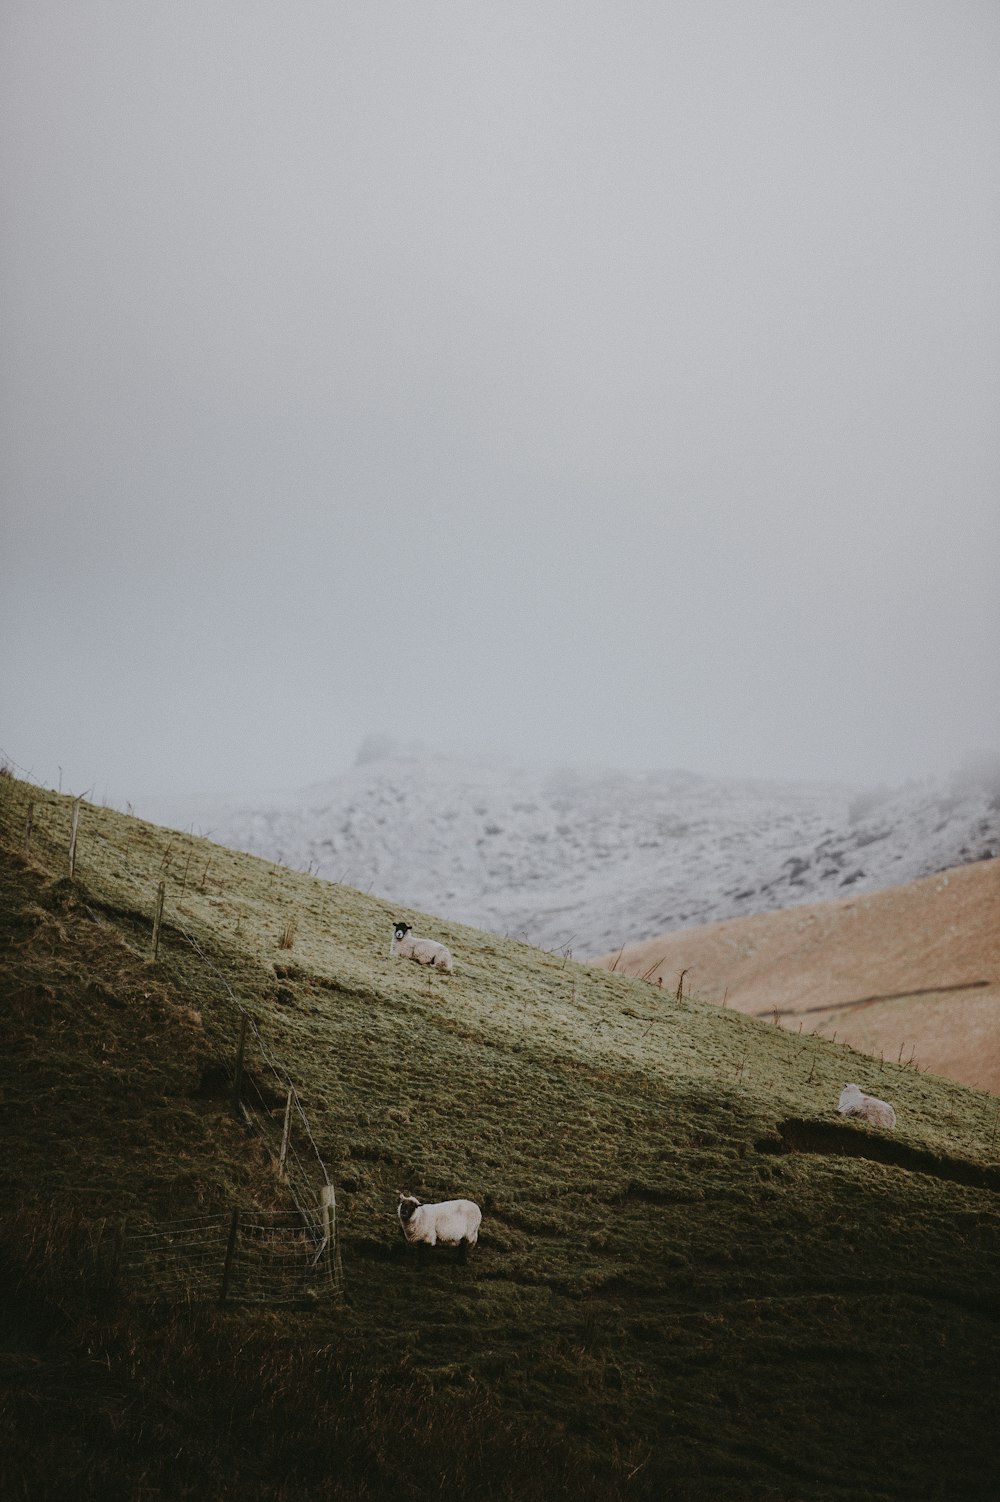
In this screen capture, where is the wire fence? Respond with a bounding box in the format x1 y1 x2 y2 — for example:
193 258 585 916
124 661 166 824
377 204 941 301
118 1208 338 1306
0 758 345 1305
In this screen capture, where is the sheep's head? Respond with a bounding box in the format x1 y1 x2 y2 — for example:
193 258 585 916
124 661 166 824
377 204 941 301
393 922 411 941
397 1192 421 1224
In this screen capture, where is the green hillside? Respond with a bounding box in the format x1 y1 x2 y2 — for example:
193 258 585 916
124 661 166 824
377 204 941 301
1 771 998 1500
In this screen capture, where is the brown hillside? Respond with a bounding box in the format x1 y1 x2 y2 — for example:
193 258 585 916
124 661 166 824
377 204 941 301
594 859 1000 1094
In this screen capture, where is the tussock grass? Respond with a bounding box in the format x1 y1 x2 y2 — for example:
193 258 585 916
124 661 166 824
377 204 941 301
1 773 999 1500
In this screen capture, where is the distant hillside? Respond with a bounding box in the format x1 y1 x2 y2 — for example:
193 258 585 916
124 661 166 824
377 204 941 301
2 771 1000 1500
137 747 1000 958
594 860 1000 1094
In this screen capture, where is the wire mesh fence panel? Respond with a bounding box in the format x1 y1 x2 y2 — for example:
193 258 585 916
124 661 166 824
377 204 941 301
120 1215 234 1301
230 1214 339 1305
121 1210 343 1306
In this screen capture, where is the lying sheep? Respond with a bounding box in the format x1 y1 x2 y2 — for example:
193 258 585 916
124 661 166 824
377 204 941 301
389 921 454 973
837 1082 897 1130
397 1192 482 1260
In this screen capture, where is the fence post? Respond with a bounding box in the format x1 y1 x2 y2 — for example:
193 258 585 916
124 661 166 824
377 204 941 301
278 1087 294 1179
233 1013 248 1112
319 1184 337 1286
68 798 81 878
23 802 34 856
112 1217 126 1293
98 1217 126 1301
219 1208 240 1304
151 881 166 960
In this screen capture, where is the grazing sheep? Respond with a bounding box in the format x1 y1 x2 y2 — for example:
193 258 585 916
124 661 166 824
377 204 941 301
397 1192 482 1259
389 921 454 973
837 1082 897 1130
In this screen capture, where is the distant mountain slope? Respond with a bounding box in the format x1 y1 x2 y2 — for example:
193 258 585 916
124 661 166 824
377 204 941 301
594 859 1000 1094
138 748 1000 959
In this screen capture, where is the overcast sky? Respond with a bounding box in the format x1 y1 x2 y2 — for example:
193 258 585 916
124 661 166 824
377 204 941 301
2 1 998 802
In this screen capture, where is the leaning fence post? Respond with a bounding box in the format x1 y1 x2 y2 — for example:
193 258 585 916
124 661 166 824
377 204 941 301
219 1209 240 1304
278 1087 294 1179
68 798 81 878
150 881 166 961
233 1013 248 1112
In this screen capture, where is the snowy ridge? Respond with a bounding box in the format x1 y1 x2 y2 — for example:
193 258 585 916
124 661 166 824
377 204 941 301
138 750 1000 959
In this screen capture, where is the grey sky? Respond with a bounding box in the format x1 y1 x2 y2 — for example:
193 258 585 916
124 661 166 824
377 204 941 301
3 2 998 801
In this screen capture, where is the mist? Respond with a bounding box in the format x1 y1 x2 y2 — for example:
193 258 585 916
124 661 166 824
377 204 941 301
3 2 998 803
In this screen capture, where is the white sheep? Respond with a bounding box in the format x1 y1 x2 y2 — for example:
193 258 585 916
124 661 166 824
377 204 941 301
389 921 454 973
837 1082 897 1130
397 1192 482 1258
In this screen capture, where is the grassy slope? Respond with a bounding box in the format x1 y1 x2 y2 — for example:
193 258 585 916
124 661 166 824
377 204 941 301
1 774 999 1501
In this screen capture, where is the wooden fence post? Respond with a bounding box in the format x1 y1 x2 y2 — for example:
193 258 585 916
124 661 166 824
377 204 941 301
23 802 34 856
319 1184 337 1286
219 1209 240 1304
278 1087 294 1179
151 881 166 961
68 798 81 878
233 1014 248 1112
112 1217 126 1293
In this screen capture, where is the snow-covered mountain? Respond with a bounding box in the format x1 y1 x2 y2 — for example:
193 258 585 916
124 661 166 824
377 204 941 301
137 745 1000 959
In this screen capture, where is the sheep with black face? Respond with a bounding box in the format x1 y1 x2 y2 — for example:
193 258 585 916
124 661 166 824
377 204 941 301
397 1192 481 1259
389 921 454 973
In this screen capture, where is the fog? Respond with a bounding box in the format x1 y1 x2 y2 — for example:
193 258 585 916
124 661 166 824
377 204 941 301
3 2 998 802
